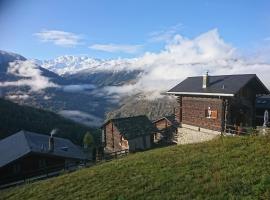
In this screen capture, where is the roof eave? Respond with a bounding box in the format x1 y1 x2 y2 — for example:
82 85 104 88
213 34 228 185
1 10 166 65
166 91 235 97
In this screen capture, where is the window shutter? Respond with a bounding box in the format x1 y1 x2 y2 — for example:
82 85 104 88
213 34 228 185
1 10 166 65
211 110 218 119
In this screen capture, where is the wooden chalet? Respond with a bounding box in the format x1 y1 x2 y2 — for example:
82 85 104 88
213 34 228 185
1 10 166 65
152 115 179 143
101 115 156 153
167 73 269 134
0 131 87 186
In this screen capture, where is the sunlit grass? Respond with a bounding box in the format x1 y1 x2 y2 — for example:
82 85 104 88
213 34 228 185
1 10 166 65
2 136 270 200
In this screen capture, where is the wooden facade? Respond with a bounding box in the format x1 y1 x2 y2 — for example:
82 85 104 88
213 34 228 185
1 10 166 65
103 121 129 152
179 97 224 131
102 116 155 153
0 153 81 185
175 93 257 132
153 116 178 143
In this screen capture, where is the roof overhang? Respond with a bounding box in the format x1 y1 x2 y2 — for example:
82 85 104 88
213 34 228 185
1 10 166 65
166 91 235 97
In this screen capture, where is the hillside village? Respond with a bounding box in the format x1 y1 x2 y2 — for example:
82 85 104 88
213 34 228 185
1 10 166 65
1 72 270 191
1 1 270 199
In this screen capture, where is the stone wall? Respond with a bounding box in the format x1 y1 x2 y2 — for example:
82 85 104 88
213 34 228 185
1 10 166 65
182 97 223 131
176 125 220 144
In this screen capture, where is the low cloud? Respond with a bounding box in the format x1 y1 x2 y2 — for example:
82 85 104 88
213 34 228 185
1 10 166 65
34 30 82 47
7 94 30 100
58 110 103 127
103 29 270 98
0 60 57 91
62 84 96 92
89 43 142 54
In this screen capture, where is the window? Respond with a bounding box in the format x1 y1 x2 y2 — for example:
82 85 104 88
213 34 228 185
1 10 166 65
205 107 218 119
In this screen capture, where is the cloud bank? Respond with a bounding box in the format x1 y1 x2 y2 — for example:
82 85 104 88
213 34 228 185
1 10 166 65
34 30 82 47
0 60 57 91
103 29 270 98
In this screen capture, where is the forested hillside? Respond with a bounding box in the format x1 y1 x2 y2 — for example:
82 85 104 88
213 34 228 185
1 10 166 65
0 98 100 145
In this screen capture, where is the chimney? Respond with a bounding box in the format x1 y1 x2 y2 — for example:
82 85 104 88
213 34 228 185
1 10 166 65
202 71 209 89
49 129 58 152
49 136 54 152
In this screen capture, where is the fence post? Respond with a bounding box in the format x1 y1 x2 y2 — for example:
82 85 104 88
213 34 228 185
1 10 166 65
224 99 228 133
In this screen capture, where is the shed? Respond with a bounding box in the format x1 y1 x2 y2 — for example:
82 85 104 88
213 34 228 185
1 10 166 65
101 115 156 152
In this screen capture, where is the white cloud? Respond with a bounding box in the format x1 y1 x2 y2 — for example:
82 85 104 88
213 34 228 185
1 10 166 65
89 44 142 54
0 60 58 91
58 110 103 127
148 23 183 43
7 94 30 100
62 84 96 92
34 30 82 47
103 29 270 99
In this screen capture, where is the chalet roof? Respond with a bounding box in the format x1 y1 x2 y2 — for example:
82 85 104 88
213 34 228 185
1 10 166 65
153 115 179 127
0 130 87 168
167 74 269 97
103 115 156 140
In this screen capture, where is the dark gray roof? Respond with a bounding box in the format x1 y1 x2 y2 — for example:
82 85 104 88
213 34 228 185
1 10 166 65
0 130 87 168
153 115 179 127
104 115 156 140
167 74 269 96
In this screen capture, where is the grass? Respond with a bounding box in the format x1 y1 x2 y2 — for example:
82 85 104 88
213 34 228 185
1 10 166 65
2 136 270 200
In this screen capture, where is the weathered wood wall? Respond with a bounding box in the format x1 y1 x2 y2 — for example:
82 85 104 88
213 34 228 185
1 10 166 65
104 122 129 152
0 154 66 181
103 121 152 152
182 97 223 131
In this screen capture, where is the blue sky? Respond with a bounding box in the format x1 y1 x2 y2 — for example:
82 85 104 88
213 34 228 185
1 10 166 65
0 0 269 60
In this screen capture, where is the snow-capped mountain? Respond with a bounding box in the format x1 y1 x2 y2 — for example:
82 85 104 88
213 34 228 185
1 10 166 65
0 51 145 127
0 50 26 65
36 55 137 75
1 50 177 126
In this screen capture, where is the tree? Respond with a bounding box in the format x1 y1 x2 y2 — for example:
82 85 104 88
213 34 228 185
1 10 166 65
83 131 94 149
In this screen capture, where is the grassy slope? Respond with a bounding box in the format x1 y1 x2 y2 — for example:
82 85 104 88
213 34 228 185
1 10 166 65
2 136 270 200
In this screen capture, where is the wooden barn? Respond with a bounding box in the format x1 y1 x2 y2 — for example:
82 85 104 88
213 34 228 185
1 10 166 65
0 131 87 186
167 73 269 134
152 115 179 143
101 115 156 153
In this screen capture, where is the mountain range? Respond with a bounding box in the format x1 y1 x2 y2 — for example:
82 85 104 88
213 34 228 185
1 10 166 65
0 50 176 126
